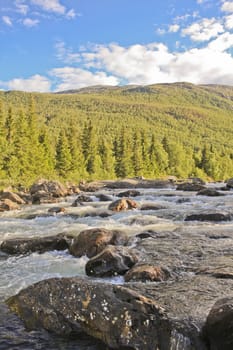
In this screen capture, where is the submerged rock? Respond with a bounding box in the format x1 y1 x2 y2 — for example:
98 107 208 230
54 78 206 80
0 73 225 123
118 190 141 197
6 276 207 350
176 183 205 191
0 234 69 255
197 188 225 196
86 245 139 277
185 212 232 222
69 228 128 258
226 178 233 189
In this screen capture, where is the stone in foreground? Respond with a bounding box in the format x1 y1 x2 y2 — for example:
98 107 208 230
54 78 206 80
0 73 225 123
7 277 206 350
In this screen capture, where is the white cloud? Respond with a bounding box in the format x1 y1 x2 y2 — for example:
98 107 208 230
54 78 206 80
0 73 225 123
50 67 119 91
55 41 81 63
15 0 29 15
182 18 224 42
54 37 233 87
2 16 13 26
66 9 77 19
225 14 233 29
221 1 233 13
30 0 66 15
0 75 51 92
169 24 180 33
22 18 40 27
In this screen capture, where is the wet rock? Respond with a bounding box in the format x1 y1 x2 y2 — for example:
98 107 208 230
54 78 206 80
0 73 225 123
6 276 206 350
136 230 159 239
203 297 233 350
125 264 170 282
188 177 206 185
184 212 232 222
95 194 113 201
0 191 25 205
69 228 128 258
72 195 93 207
30 179 68 204
108 198 138 211
226 178 233 189
118 190 140 197
176 198 191 204
86 245 139 277
48 207 66 214
0 234 69 255
197 188 225 196
0 199 20 211
140 203 166 210
176 183 206 191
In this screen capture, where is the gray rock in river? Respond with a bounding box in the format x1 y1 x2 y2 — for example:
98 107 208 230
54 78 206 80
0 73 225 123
86 245 139 277
0 234 69 255
185 211 232 222
69 227 128 258
6 276 207 350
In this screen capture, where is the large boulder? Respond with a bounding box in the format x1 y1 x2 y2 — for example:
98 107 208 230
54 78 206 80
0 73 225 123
203 297 233 350
0 199 20 211
0 234 69 255
69 228 128 258
0 191 25 204
30 180 68 204
108 198 138 211
6 277 206 350
85 245 139 277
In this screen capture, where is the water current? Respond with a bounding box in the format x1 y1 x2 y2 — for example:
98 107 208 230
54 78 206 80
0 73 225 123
0 183 232 349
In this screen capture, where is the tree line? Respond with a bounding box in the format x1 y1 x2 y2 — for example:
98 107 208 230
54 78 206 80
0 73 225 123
0 85 233 187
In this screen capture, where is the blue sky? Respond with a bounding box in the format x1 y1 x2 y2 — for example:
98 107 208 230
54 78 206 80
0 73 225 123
0 0 233 92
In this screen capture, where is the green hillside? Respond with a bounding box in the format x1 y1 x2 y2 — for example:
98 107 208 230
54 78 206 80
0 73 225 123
0 82 233 187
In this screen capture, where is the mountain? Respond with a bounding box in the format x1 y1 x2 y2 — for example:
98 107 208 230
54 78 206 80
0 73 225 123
0 83 232 186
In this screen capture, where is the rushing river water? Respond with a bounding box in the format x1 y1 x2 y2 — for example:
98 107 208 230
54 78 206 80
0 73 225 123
0 183 232 349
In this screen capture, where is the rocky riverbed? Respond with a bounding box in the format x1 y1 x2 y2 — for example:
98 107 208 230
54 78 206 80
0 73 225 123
0 178 233 349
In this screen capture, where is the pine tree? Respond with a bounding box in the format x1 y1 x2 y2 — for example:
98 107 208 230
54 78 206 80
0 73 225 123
55 131 72 178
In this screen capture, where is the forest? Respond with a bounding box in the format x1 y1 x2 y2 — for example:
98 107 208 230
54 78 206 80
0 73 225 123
0 82 233 188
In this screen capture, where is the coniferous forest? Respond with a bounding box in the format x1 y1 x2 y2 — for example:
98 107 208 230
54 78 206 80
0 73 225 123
0 82 233 187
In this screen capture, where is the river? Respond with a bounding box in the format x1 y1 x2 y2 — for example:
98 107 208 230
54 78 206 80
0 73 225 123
0 183 232 349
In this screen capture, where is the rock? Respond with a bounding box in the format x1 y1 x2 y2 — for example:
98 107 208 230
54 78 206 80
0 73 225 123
0 234 69 255
47 207 66 214
30 179 68 203
96 194 113 201
69 228 128 258
0 191 25 205
71 195 93 206
85 245 139 277
185 212 232 222
176 183 206 191
124 264 170 282
188 177 206 185
108 198 138 211
197 188 225 196
140 203 166 210
0 199 20 211
226 178 233 189
203 297 233 350
6 276 206 350
118 190 140 197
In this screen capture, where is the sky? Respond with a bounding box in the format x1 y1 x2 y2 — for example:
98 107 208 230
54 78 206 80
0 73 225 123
0 0 233 92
